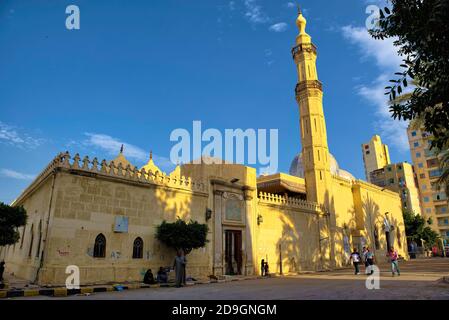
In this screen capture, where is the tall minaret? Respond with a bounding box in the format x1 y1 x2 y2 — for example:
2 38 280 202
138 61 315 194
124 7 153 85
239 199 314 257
292 9 331 206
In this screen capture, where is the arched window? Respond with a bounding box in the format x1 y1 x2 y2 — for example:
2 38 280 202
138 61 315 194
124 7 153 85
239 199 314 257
28 224 34 258
93 234 106 258
132 237 143 259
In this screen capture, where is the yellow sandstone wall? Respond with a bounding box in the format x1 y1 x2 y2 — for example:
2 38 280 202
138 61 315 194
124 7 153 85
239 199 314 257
353 181 408 260
329 176 357 268
2 159 409 286
255 200 321 274
327 176 408 268
2 176 54 282
12 171 211 286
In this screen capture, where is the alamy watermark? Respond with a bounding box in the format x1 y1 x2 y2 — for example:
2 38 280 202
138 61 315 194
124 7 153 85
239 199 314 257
170 121 279 174
365 5 381 30
65 265 80 289
65 5 80 30
365 265 381 290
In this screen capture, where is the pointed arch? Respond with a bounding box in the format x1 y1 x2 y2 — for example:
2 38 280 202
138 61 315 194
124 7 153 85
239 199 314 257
132 237 143 259
93 233 106 258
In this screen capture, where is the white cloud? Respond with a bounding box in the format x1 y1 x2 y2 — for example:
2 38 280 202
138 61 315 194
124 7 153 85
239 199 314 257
82 133 174 171
341 25 409 154
229 1 235 11
244 0 269 24
341 25 402 70
0 121 44 149
286 2 296 8
84 133 147 161
269 22 288 32
356 75 409 152
0 168 35 180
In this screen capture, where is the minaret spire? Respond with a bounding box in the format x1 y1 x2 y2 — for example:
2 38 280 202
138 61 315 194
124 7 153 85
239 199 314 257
295 8 310 45
292 10 330 205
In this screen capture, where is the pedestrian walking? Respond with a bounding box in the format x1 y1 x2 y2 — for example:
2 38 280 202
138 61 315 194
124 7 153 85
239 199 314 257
387 246 400 276
362 246 368 269
264 261 269 277
261 259 265 276
365 247 375 275
350 248 361 275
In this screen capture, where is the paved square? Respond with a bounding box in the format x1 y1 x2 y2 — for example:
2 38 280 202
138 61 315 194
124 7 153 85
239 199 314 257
13 259 449 300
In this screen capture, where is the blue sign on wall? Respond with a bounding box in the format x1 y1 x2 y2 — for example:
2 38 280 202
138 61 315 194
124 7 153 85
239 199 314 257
114 216 129 233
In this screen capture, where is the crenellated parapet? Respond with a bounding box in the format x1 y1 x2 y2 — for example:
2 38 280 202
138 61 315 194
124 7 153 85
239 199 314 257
12 151 207 205
257 191 322 213
58 151 206 192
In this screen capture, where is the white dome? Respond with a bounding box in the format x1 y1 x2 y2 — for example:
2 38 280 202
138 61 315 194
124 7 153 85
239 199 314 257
289 152 354 181
337 169 356 181
289 152 339 178
289 153 304 177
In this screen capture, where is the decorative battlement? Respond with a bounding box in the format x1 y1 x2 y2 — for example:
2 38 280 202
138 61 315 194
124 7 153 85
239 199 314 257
258 192 322 213
13 152 207 205
60 152 206 191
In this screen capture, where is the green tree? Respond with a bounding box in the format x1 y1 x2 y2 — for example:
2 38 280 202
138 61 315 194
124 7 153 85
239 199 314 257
403 209 439 249
370 0 449 193
156 218 208 254
0 202 27 247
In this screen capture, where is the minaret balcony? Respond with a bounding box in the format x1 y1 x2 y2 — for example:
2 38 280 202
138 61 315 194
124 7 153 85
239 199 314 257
291 43 317 59
295 80 323 96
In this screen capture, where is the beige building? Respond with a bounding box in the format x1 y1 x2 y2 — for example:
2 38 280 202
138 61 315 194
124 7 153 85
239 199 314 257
0 11 408 286
362 135 391 183
370 162 422 215
407 125 449 240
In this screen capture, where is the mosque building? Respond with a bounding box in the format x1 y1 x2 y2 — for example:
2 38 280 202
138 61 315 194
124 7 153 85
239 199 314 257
0 11 408 285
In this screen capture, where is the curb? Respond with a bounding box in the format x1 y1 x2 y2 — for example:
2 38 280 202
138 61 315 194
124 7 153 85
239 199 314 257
0 275 266 299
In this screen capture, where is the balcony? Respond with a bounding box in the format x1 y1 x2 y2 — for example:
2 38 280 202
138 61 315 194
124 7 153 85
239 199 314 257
295 80 323 96
291 43 317 59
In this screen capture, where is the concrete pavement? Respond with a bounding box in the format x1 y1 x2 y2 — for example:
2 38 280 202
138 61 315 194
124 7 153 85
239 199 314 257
8 258 449 300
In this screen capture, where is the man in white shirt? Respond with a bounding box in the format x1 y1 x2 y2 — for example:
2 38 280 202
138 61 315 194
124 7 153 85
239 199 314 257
350 248 361 275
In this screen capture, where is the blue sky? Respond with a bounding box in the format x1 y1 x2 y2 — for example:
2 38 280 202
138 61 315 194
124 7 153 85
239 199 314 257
0 0 409 203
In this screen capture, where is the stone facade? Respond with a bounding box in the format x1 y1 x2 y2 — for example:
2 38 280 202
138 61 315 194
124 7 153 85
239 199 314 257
0 11 409 286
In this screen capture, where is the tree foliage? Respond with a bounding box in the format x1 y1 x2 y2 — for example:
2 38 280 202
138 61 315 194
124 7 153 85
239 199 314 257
370 0 449 194
0 202 28 247
156 218 208 254
403 210 439 249
370 0 449 147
